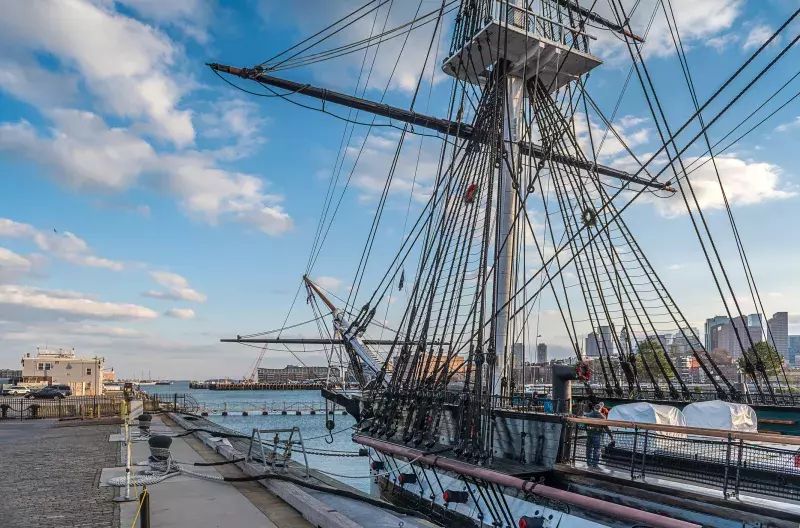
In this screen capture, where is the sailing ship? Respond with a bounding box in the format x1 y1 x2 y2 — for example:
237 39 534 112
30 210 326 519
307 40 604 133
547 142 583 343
215 1 800 526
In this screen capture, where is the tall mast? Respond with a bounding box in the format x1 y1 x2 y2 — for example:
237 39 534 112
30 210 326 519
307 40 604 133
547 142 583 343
493 42 523 399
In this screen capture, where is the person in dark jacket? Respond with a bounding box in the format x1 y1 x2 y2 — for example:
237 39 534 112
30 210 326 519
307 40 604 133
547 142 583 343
584 403 612 467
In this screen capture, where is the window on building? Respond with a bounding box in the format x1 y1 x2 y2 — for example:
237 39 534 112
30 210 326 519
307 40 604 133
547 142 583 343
86 368 92 375
37 362 53 371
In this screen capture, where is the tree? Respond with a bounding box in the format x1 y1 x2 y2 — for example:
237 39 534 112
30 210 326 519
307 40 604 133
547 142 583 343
636 338 677 382
708 348 734 366
737 341 784 376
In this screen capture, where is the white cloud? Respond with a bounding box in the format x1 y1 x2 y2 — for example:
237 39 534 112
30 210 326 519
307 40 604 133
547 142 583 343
276 0 448 93
647 156 794 217
705 33 740 52
143 271 206 302
572 112 652 165
163 152 293 235
200 99 266 160
0 248 32 283
115 0 212 42
164 307 195 319
0 111 293 237
775 117 800 133
0 285 158 321
743 24 776 51
314 276 342 292
0 111 155 190
667 264 686 271
0 59 80 108
346 131 441 202
0 217 125 271
0 0 194 146
589 0 743 62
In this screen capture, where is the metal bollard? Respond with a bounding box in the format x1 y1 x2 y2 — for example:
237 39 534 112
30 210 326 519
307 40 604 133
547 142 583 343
138 413 152 435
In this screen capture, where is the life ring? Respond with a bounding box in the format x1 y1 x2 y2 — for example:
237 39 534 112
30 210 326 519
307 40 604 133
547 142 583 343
575 361 591 382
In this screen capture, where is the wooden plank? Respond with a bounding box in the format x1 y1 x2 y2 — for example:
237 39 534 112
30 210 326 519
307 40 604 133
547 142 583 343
758 418 797 425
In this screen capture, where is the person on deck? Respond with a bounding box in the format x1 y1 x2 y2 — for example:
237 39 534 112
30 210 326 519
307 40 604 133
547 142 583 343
584 403 611 467
542 393 553 413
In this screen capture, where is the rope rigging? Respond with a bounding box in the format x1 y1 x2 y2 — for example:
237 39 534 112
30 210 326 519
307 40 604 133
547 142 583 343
213 3 800 474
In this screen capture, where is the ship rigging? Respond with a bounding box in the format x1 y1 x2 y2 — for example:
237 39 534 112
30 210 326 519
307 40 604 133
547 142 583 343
216 0 800 526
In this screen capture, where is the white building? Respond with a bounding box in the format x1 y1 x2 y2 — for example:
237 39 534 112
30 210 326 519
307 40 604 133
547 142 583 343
21 348 104 395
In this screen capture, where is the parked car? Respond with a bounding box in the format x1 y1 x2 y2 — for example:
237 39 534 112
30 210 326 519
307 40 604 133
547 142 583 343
50 384 72 396
2 385 31 396
25 387 66 399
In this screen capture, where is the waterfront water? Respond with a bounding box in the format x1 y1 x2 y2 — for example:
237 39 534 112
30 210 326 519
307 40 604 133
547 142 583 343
141 381 369 492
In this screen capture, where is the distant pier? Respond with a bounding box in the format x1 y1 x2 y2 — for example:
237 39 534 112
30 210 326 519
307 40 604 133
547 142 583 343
189 381 326 390
192 400 348 416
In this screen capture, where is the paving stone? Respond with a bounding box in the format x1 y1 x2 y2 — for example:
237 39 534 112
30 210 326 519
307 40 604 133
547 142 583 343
0 421 120 528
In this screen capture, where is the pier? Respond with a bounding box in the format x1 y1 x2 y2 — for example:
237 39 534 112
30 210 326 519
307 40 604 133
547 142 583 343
192 400 348 416
189 381 327 390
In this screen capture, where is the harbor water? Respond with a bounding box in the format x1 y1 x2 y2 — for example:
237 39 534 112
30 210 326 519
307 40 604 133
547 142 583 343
141 382 369 492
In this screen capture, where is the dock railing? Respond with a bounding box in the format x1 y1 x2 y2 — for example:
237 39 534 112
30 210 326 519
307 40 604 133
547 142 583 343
0 395 122 420
563 417 800 501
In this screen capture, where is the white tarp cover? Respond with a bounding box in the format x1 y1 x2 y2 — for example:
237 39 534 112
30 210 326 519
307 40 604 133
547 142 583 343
682 400 758 432
607 402 687 439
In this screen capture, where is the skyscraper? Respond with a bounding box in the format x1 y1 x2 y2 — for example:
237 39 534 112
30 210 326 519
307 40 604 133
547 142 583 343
584 332 599 358
748 313 763 328
789 335 800 364
705 316 729 351
536 343 548 364
716 316 763 358
598 326 615 357
512 343 525 366
767 312 789 357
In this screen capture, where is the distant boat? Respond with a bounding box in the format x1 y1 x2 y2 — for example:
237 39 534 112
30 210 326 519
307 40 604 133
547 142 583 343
137 370 157 385
154 380 173 386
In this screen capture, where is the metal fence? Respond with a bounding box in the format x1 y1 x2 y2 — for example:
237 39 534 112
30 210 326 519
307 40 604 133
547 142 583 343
143 393 200 414
564 422 800 501
0 395 122 420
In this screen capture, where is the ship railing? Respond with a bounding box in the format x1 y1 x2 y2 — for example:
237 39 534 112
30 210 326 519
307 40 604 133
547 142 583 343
572 385 800 406
413 389 568 415
449 0 593 57
562 417 800 502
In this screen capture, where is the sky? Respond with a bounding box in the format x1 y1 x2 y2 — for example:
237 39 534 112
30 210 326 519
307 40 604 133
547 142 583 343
0 0 798 379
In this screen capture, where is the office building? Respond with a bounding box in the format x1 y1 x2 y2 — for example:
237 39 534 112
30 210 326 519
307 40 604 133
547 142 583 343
584 332 598 358
705 316 729 351
598 326 615 357
789 335 800 364
536 343 548 364
747 313 763 328
767 312 789 357
714 316 763 358
584 326 615 358
670 328 702 355
512 342 525 366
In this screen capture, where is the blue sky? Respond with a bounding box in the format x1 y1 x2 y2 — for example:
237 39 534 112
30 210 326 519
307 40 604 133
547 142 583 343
0 0 798 379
